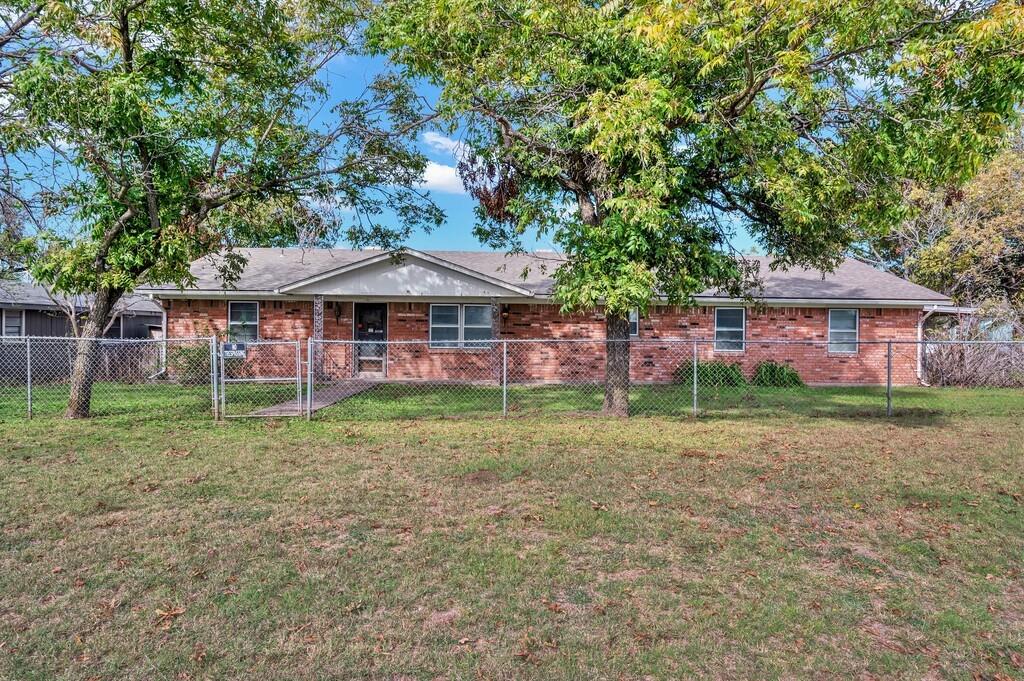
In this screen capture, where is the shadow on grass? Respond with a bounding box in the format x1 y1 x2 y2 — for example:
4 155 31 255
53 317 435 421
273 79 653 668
315 382 1024 424
0 382 215 420
4 380 1021 424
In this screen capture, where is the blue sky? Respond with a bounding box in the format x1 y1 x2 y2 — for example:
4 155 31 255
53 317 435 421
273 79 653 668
325 55 757 254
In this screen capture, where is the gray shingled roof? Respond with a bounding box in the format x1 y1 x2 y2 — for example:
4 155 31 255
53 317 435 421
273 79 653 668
140 247 951 304
0 282 163 315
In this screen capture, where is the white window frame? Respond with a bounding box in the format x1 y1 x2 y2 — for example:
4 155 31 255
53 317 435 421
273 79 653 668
714 307 745 352
461 304 493 348
828 308 859 354
429 303 493 349
628 308 639 337
2 309 25 337
227 301 259 342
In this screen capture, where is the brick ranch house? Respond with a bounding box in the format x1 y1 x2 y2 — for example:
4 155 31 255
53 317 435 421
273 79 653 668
139 248 953 386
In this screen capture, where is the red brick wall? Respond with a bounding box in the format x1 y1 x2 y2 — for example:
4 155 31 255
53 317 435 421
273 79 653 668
161 299 922 385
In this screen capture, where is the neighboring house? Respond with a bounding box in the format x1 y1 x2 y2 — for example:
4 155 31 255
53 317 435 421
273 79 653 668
0 282 164 339
139 248 953 385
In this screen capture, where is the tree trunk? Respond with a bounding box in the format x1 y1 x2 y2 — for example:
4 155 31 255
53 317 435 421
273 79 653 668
603 312 630 416
65 287 121 419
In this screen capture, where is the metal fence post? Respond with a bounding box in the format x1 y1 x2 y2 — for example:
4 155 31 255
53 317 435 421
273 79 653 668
209 337 218 421
25 336 32 419
306 337 313 420
502 340 508 417
691 339 698 417
218 340 226 420
294 340 302 417
886 340 893 417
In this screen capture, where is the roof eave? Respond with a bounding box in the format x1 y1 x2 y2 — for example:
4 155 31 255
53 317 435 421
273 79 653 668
275 248 536 298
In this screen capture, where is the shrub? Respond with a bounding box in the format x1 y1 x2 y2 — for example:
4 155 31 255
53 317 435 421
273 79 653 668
168 344 212 385
752 361 804 387
673 360 747 387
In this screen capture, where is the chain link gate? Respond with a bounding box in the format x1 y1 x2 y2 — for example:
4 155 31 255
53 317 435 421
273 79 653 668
219 339 302 418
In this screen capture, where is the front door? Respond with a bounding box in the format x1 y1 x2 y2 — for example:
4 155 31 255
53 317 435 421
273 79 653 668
354 303 387 375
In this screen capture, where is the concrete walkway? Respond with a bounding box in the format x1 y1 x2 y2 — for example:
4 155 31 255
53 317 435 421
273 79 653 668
253 380 377 417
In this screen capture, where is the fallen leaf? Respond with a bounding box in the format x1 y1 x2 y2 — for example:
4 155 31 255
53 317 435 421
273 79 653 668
155 605 185 629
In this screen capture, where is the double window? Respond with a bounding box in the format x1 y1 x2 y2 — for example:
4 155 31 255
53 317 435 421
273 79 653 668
828 309 859 353
714 307 745 351
2 309 24 337
430 304 492 348
228 301 259 342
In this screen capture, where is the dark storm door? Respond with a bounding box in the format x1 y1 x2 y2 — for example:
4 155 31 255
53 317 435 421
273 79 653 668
354 303 387 374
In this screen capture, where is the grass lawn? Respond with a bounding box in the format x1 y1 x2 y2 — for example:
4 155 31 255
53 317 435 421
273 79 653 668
322 382 1024 419
2 405 1022 679
6 379 1024 421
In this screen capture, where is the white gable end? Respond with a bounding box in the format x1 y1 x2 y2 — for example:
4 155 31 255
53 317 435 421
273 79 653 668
285 255 524 298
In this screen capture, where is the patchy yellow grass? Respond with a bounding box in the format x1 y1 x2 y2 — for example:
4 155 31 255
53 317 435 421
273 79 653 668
1 412 1022 679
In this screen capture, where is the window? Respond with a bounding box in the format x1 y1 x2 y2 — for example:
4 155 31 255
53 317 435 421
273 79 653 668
429 304 460 347
462 304 492 348
628 308 639 337
714 307 745 351
828 309 858 353
228 301 259 342
2 309 24 337
430 304 493 348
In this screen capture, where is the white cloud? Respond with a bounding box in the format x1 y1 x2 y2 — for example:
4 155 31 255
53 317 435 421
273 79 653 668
420 161 467 194
422 132 467 159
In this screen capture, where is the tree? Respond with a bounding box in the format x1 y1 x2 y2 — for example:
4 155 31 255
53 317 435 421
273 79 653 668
0 0 442 417
858 131 1024 308
369 0 1024 415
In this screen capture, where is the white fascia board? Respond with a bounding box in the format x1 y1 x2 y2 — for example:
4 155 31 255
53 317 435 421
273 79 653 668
142 290 285 299
687 297 951 308
275 248 536 297
275 251 395 292
921 304 978 315
526 294 949 308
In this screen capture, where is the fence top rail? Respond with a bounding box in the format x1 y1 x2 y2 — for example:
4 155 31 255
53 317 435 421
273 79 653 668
228 339 301 346
310 337 1024 346
1 335 216 343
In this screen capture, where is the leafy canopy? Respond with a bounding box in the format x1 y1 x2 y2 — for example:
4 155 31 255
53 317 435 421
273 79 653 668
370 0 1024 317
859 131 1024 309
0 0 441 298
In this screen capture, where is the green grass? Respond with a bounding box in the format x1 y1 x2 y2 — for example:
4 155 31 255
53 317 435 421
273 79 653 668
0 382 214 419
319 382 1024 420
1 405 1022 679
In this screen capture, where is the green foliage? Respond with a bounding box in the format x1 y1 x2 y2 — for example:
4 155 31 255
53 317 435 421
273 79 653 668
752 362 805 388
370 0 1024 318
859 131 1024 309
167 345 212 386
2 1 440 302
673 360 747 388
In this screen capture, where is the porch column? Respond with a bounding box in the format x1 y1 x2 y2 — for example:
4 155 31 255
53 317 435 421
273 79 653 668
312 294 324 381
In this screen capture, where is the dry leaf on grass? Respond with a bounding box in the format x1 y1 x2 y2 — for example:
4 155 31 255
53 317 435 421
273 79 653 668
155 605 185 629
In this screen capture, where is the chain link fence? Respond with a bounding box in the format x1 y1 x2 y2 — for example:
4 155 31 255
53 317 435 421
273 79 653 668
306 338 1024 420
0 336 217 420
3 336 1021 422
220 339 302 418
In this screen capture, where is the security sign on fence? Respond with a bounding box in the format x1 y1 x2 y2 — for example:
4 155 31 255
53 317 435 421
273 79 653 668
222 342 247 359
219 339 302 418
